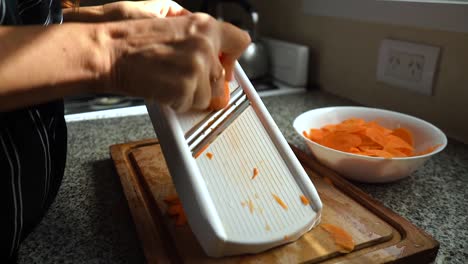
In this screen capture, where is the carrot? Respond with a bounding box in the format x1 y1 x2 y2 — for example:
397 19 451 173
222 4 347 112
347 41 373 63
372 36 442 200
164 194 187 226
252 167 259 179
322 176 334 186
272 194 288 210
321 223 355 253
304 118 439 158
321 132 362 152
194 144 210 159
300 195 310 205
209 82 230 110
206 152 214 160
391 127 414 146
308 128 328 143
163 194 180 205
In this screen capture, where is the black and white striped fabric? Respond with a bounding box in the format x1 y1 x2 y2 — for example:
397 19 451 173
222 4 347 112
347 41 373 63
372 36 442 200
1 0 67 261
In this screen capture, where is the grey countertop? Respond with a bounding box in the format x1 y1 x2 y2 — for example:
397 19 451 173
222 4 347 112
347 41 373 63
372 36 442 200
18 91 467 264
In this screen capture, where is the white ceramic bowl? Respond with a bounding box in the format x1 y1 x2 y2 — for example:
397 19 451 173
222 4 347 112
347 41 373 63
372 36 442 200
293 106 447 183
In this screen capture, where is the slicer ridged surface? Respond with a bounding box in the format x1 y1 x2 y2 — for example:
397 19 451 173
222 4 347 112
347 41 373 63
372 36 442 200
196 106 316 240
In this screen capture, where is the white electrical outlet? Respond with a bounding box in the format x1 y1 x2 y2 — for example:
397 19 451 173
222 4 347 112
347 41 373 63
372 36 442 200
377 39 440 95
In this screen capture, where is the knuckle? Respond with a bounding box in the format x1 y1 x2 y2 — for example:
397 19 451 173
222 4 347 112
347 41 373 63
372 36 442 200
186 13 216 37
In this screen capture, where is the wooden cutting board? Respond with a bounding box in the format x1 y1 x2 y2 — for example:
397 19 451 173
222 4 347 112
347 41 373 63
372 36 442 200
110 139 438 263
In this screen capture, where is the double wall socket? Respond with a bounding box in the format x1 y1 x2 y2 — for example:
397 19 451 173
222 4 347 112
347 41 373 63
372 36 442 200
377 39 440 95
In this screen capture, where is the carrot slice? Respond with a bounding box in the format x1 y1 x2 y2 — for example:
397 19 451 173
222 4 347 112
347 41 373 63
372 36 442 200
305 118 440 159
385 135 414 151
272 194 288 210
365 127 388 147
321 132 362 152
335 118 366 133
391 127 414 146
194 144 209 159
323 176 334 186
321 223 355 253
308 128 328 143
300 195 310 205
206 152 214 160
164 194 188 226
252 168 259 179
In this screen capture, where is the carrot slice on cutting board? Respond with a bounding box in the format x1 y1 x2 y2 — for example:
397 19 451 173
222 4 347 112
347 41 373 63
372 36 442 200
321 223 355 253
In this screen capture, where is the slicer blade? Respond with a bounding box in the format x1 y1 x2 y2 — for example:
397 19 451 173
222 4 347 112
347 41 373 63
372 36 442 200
146 62 322 257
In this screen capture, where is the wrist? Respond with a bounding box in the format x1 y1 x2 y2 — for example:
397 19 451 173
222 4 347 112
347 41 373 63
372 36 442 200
84 23 115 94
90 22 132 95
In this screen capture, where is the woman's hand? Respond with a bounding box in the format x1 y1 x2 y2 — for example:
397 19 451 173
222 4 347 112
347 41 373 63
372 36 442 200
63 0 190 23
102 0 190 20
99 13 250 112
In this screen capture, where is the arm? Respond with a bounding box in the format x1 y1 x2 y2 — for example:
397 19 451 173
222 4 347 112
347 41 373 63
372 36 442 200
0 14 250 112
0 23 105 111
62 0 190 23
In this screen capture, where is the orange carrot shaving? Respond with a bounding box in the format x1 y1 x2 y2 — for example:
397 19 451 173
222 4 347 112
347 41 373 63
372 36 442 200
272 194 288 210
303 118 440 158
163 194 180 205
206 152 214 160
323 176 334 186
321 223 355 253
241 201 246 207
284 235 289 241
194 144 210 159
247 199 254 214
164 194 187 226
300 195 310 205
252 167 259 179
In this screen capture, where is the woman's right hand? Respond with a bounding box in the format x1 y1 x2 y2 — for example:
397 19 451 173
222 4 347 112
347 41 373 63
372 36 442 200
98 13 250 112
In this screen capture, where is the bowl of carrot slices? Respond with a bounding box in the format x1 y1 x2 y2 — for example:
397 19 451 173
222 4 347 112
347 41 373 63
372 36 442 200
293 106 447 183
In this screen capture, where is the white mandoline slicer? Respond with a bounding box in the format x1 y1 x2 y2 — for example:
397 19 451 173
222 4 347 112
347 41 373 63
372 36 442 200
146 63 322 257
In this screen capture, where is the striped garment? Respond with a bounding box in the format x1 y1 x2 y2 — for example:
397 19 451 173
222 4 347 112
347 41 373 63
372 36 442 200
1 0 67 261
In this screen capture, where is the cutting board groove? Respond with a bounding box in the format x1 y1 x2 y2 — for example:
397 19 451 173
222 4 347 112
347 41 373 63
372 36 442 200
110 139 438 263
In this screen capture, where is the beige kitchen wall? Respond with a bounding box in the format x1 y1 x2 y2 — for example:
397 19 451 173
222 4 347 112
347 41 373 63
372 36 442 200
252 0 468 144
